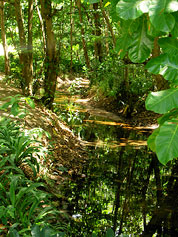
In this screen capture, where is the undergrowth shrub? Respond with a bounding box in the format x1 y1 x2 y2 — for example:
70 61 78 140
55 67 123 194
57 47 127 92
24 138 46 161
0 118 66 236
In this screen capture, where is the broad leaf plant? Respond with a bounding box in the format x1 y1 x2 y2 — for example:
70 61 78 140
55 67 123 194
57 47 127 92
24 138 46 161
107 0 178 165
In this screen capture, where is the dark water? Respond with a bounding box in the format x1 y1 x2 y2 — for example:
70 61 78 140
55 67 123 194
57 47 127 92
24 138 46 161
54 101 178 236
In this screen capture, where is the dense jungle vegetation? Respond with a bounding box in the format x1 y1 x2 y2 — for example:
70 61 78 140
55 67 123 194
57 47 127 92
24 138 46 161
0 0 178 236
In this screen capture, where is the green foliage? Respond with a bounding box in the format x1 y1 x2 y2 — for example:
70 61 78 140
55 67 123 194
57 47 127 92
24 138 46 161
0 94 35 119
112 0 178 165
128 16 153 63
116 0 149 20
145 54 178 83
8 52 22 86
31 225 65 237
146 89 178 114
0 118 64 235
0 55 5 72
106 228 115 237
114 0 178 63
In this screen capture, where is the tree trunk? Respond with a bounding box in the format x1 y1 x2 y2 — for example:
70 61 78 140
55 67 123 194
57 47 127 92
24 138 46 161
40 0 58 109
113 148 124 232
70 0 73 73
35 0 46 52
100 0 116 47
28 0 33 95
14 0 31 95
0 1 10 75
152 37 169 90
93 3 103 62
141 162 178 236
76 0 90 69
104 24 109 55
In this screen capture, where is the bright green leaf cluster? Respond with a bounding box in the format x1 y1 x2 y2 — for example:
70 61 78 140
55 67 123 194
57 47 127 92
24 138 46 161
113 0 178 63
112 0 178 165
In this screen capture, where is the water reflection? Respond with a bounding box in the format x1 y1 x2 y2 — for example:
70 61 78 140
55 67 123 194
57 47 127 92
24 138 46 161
55 100 177 236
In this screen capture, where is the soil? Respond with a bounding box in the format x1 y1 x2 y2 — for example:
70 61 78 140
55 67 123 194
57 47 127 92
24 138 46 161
56 74 159 127
0 73 158 183
0 73 87 184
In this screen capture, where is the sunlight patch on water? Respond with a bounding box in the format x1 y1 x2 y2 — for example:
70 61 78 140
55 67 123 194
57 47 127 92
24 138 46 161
81 138 147 149
84 119 158 130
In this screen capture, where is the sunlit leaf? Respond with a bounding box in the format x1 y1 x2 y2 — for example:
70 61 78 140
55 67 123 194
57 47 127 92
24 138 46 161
104 2 111 7
155 119 178 165
128 17 154 63
25 97 35 109
146 88 178 114
116 0 149 20
166 0 178 12
149 0 175 32
145 54 178 82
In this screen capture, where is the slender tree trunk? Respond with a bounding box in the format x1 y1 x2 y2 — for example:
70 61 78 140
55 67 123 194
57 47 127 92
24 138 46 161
100 0 116 47
113 148 124 232
0 1 10 75
28 0 33 95
141 158 154 231
141 162 178 236
70 0 73 73
104 24 109 55
119 156 136 235
40 0 58 109
152 37 169 90
76 0 90 69
14 0 31 95
93 3 103 62
35 0 46 51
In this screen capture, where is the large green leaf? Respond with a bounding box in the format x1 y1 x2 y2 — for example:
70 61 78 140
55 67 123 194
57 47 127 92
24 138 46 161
115 20 133 58
128 17 154 63
149 0 175 32
116 0 149 20
145 54 178 82
110 0 120 22
147 127 160 152
158 109 178 125
106 228 115 237
158 37 178 55
171 12 178 37
147 21 163 37
32 224 62 237
116 35 132 59
146 88 178 114
155 119 178 165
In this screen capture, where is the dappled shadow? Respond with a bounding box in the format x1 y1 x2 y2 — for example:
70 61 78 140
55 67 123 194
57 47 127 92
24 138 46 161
0 74 87 181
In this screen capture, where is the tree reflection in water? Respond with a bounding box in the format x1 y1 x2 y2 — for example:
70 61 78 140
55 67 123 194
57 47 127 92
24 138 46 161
57 106 177 236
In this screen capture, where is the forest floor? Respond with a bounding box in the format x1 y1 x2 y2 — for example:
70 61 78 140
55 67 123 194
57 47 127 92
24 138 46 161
0 73 158 183
56 74 159 127
0 73 87 185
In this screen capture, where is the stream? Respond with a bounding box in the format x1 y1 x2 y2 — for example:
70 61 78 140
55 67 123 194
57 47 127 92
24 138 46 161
54 80 175 236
